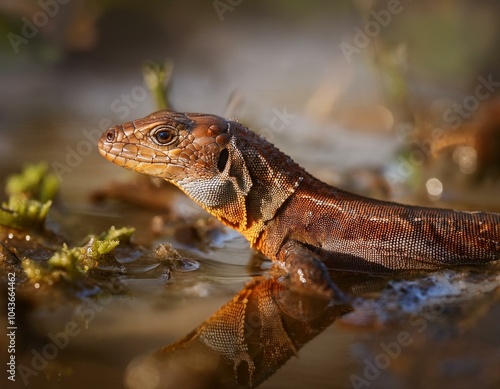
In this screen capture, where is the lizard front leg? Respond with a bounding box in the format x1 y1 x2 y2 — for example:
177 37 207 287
277 241 347 301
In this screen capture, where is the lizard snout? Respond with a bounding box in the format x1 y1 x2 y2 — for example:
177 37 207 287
98 125 126 150
98 126 123 159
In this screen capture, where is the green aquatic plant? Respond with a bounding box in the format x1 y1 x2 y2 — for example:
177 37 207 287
6 161 59 202
0 195 51 230
97 225 135 244
0 162 59 231
22 226 134 284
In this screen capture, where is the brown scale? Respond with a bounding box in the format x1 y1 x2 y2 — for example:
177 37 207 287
99 110 500 294
147 278 351 388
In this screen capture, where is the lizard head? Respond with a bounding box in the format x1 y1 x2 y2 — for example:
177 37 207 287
98 110 253 227
98 110 232 181
99 109 302 234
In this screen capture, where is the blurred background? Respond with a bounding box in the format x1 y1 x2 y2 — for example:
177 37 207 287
1 0 500 207
1 1 500 388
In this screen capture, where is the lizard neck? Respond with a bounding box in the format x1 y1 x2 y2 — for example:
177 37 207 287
179 121 307 247
229 122 307 245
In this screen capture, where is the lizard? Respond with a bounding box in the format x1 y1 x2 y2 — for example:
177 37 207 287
137 277 352 388
98 110 500 295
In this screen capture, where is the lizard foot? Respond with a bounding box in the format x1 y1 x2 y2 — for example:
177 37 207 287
278 242 348 303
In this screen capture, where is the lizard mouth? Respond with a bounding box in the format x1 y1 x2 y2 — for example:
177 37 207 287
98 144 175 177
98 127 183 178
99 140 170 164
99 126 167 162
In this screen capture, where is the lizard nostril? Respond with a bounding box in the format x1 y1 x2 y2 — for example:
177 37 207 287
105 129 116 142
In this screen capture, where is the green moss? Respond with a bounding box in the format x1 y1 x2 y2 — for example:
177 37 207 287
48 238 119 274
48 244 83 275
97 225 135 244
3 165 135 292
6 162 59 202
22 258 52 283
22 226 133 284
0 195 52 230
0 162 59 230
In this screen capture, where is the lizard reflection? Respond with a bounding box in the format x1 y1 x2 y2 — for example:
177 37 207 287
125 277 352 389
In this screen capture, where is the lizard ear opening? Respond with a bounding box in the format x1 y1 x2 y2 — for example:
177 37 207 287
217 148 229 173
227 139 252 196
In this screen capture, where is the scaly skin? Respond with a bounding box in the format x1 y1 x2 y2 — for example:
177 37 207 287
98 110 500 293
144 277 351 387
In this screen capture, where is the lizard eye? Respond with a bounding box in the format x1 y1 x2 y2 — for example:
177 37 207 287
152 126 176 145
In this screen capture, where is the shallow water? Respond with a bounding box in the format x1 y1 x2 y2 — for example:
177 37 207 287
2 111 499 389
2 3 500 388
